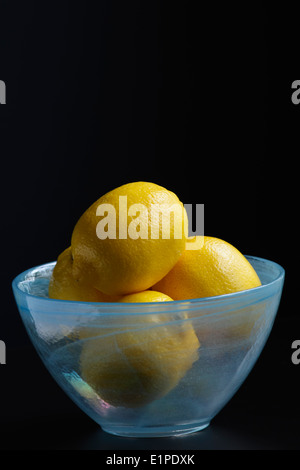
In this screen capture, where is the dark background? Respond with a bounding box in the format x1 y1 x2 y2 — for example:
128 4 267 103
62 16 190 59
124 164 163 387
0 1 298 450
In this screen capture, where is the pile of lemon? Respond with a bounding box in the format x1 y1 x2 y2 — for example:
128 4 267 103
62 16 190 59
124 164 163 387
49 182 261 408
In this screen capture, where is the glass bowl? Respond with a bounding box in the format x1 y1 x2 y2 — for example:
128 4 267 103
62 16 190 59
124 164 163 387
12 256 284 438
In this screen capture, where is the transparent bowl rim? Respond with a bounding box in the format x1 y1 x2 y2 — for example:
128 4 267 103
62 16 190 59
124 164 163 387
12 255 285 314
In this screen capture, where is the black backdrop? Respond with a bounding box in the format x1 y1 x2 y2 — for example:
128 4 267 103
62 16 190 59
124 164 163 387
0 2 297 451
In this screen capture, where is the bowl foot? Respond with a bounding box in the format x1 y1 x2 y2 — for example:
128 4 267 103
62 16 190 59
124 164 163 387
101 421 210 438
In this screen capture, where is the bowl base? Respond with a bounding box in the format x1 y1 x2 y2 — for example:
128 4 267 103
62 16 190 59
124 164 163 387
101 421 210 438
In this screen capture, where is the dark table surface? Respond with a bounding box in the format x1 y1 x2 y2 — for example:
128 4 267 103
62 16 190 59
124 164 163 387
1 312 299 451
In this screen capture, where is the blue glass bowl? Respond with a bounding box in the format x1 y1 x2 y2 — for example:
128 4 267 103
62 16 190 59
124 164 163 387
12 256 284 438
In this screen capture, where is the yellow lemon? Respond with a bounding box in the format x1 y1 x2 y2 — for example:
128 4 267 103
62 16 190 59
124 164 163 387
153 236 261 300
48 247 120 302
119 290 174 303
71 181 188 296
79 290 200 407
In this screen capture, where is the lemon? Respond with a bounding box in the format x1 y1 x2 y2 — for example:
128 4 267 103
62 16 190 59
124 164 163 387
153 236 261 300
79 290 200 407
119 290 174 303
71 182 188 296
48 247 120 302
153 236 263 345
